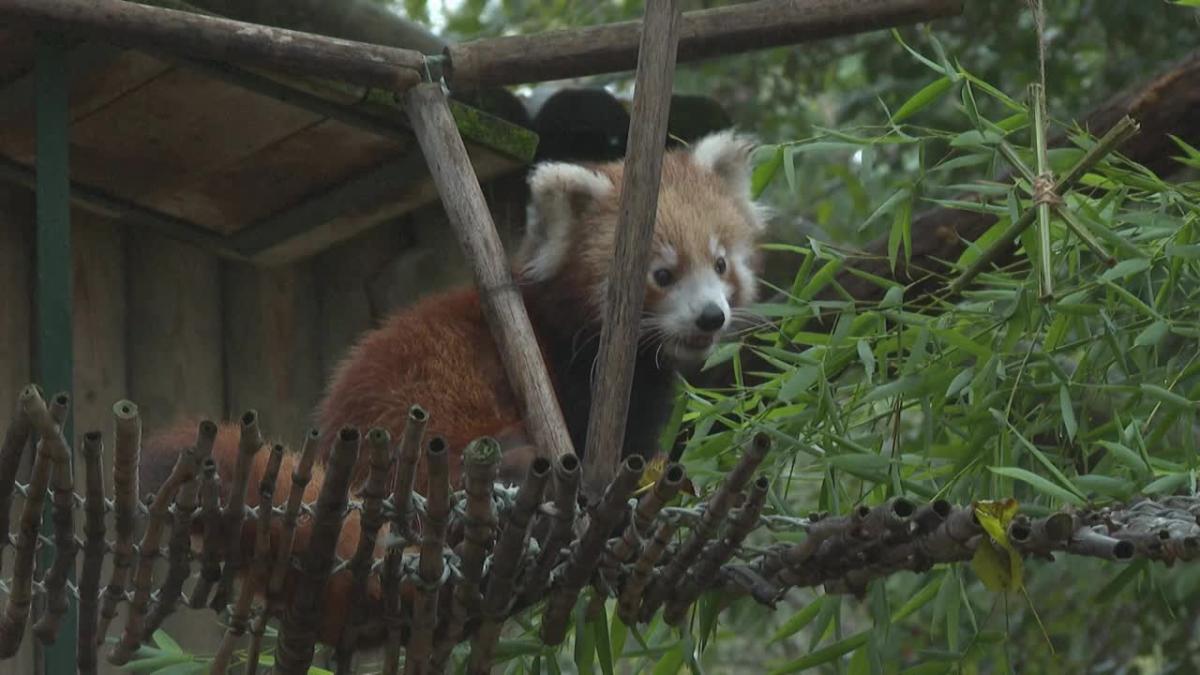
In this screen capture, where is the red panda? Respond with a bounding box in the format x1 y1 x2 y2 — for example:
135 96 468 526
136 129 768 648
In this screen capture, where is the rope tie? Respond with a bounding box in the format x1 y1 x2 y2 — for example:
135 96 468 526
1032 172 1061 207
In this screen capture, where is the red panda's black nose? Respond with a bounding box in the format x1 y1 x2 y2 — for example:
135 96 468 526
695 303 726 332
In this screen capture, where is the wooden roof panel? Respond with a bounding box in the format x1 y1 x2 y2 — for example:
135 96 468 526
142 117 408 233
62 67 322 224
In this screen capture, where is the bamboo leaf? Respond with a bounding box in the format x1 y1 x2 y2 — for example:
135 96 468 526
891 76 954 123
987 467 1085 506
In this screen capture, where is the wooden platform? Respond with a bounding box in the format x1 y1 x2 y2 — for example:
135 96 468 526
0 15 537 266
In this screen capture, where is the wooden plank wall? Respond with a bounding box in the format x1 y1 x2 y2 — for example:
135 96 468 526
0 164 528 673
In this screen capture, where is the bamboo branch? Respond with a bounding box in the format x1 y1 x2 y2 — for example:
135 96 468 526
541 455 646 646
390 405 428 542
381 406 427 675
948 116 1140 296
609 463 686 565
405 436 453 675
109 447 198 665
145 420 218 636
404 82 575 465
517 454 580 611
0 0 424 91
445 0 962 88
96 399 142 645
211 410 265 611
276 427 360 674
433 437 501 670
469 457 551 675
617 521 678 625
268 428 321 597
339 428 394 662
189 458 223 609
32 392 76 645
76 431 107 674
212 444 284 674
580 0 682 503
639 433 770 621
0 388 34 560
0 386 58 657
665 475 769 624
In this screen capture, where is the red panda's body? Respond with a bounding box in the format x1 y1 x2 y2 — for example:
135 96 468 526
136 130 768 651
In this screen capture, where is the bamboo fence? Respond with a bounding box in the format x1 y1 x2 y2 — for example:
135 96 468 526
0 385 1198 674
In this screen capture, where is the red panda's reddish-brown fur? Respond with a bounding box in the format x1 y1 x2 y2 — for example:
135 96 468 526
136 130 768 650
140 421 385 647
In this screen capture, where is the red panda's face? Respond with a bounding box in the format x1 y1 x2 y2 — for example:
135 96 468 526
517 130 768 366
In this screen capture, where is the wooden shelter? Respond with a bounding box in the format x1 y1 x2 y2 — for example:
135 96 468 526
0 0 973 672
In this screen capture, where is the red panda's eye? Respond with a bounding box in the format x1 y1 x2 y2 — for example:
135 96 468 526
715 256 727 275
653 269 674 287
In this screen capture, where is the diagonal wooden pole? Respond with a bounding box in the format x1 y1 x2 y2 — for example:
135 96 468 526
580 0 683 503
402 82 576 467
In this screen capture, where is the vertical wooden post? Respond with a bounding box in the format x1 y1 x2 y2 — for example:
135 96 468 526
402 82 576 465
580 0 682 501
33 30 76 673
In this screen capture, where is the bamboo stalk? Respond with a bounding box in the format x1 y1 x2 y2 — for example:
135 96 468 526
639 433 770 621
0 0 424 91
469 456 551 674
96 399 142 645
0 386 58 657
245 610 272 675
948 116 1140 295
1030 83 1055 300
268 428 321 597
275 427 360 674
445 0 963 88
32 392 76 644
0 387 34 560
76 431 107 674
338 428 394 661
617 521 678 625
405 436 453 675
109 448 199 665
145 420 218 636
609 463 685 565
391 405 429 539
433 437 501 670
517 454 580 610
403 82 576 465
541 455 646 646
665 476 769 624
381 407 428 675
189 458 224 609
211 410 265 611
580 0 682 502
212 444 284 674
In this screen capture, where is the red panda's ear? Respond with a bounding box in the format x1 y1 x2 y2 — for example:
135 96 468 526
518 163 614 281
692 130 770 232
692 129 756 196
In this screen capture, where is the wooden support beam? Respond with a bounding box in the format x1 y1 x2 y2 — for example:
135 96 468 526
445 0 963 89
580 1 681 501
0 0 426 92
32 32 77 673
0 156 239 259
403 82 575 466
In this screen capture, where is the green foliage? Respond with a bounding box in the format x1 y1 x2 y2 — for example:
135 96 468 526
144 2 1200 672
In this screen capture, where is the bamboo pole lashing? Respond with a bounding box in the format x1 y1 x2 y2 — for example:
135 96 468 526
275 427 360 674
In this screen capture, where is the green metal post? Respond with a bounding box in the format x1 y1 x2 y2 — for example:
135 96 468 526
34 31 77 673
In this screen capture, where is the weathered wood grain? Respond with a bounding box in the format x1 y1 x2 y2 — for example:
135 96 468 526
403 82 575 464
580 0 681 500
0 0 424 92
126 232 224 430
446 0 962 88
